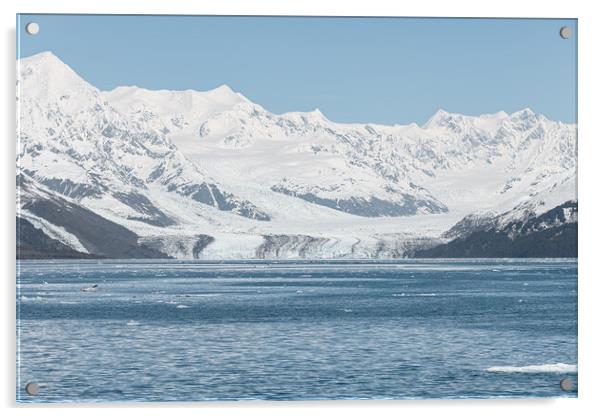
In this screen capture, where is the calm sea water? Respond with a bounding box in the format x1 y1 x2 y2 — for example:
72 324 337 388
16 259 577 402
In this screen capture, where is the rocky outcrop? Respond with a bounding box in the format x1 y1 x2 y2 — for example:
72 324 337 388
414 201 577 258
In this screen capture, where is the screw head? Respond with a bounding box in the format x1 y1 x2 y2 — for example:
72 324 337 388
25 22 39 35
25 382 39 396
559 26 572 39
559 378 573 392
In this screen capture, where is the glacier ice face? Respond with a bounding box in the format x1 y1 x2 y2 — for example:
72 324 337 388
16 52 577 259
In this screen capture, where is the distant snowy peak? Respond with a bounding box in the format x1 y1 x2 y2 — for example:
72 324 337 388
105 84 248 111
18 52 99 106
422 108 549 133
103 83 249 132
281 108 329 123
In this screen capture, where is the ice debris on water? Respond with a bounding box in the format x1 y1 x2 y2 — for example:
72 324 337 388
81 284 98 292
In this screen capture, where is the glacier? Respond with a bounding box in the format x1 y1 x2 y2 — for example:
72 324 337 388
16 52 577 259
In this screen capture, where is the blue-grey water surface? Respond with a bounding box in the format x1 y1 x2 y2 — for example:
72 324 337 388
16 259 577 402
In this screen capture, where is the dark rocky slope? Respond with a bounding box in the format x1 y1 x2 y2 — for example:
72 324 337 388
413 201 577 258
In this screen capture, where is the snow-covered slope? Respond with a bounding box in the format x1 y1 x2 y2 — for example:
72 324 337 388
106 85 576 219
17 52 270 226
17 52 577 259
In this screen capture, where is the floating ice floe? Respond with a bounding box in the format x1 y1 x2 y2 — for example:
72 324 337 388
486 363 577 374
20 296 44 302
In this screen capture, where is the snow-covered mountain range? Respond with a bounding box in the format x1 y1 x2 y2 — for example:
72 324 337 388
16 52 577 259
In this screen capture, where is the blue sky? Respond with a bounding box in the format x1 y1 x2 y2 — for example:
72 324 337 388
17 15 577 125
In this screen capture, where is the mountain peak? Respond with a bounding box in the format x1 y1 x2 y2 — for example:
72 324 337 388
509 108 547 125
511 108 536 119
205 84 241 99
512 107 535 117
211 84 235 94
18 51 97 103
433 109 450 117
422 109 456 129
310 108 326 118
201 84 250 107
20 50 61 64
18 51 80 77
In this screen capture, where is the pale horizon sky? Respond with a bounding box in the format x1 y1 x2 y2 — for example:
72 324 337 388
17 15 577 125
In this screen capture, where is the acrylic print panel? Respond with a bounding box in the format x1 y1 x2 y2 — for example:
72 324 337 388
16 14 577 402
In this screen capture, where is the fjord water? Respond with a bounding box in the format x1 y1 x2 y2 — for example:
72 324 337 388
17 259 577 402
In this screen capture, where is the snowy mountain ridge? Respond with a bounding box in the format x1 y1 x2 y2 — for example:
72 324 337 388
18 52 270 224
17 52 577 259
